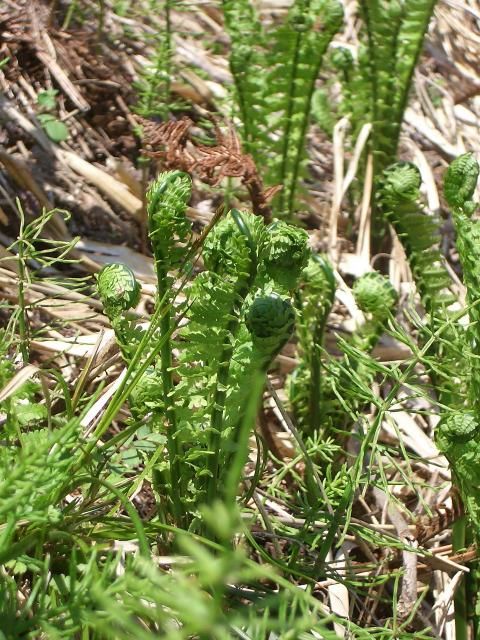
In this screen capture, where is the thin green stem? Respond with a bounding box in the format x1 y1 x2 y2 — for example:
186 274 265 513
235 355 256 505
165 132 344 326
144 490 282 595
307 316 327 435
452 517 468 640
16 207 29 364
278 29 303 217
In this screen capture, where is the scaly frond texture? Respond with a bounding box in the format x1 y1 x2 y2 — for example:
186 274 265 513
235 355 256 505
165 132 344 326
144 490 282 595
223 0 343 218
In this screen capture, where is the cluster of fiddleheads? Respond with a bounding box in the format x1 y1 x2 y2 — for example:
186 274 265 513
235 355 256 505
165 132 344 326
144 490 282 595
97 170 309 527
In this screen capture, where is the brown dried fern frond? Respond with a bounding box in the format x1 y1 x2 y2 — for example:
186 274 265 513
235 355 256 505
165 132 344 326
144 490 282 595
139 116 281 222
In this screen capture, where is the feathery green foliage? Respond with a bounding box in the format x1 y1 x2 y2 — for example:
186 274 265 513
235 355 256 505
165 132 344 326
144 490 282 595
290 261 398 448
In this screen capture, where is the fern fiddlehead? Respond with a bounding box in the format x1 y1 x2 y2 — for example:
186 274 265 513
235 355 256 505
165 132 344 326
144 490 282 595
290 255 335 435
96 263 141 361
378 161 465 407
261 220 311 293
201 209 264 504
352 271 398 352
246 293 296 363
436 412 480 535
379 162 456 312
147 170 193 524
98 169 309 526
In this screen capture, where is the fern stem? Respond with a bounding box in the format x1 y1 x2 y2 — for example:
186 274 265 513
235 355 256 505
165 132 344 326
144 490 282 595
205 322 238 506
278 29 303 217
452 517 469 640
205 210 258 505
156 263 184 526
307 316 327 435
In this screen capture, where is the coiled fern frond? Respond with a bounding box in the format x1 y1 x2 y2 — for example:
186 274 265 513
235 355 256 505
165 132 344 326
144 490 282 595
444 153 480 413
97 178 309 524
436 411 480 534
379 161 467 409
378 162 455 312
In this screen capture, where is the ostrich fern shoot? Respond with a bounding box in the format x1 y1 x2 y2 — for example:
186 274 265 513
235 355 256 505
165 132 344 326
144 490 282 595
97 171 309 529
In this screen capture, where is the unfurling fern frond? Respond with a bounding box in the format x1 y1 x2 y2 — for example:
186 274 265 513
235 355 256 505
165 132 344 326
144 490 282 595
147 170 192 272
223 0 343 218
98 187 310 524
378 162 455 312
379 161 467 409
444 154 480 412
436 411 480 534
263 0 343 217
261 220 310 293
354 0 437 173
352 271 397 352
289 255 335 435
222 0 264 149
246 293 295 362
96 263 141 362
